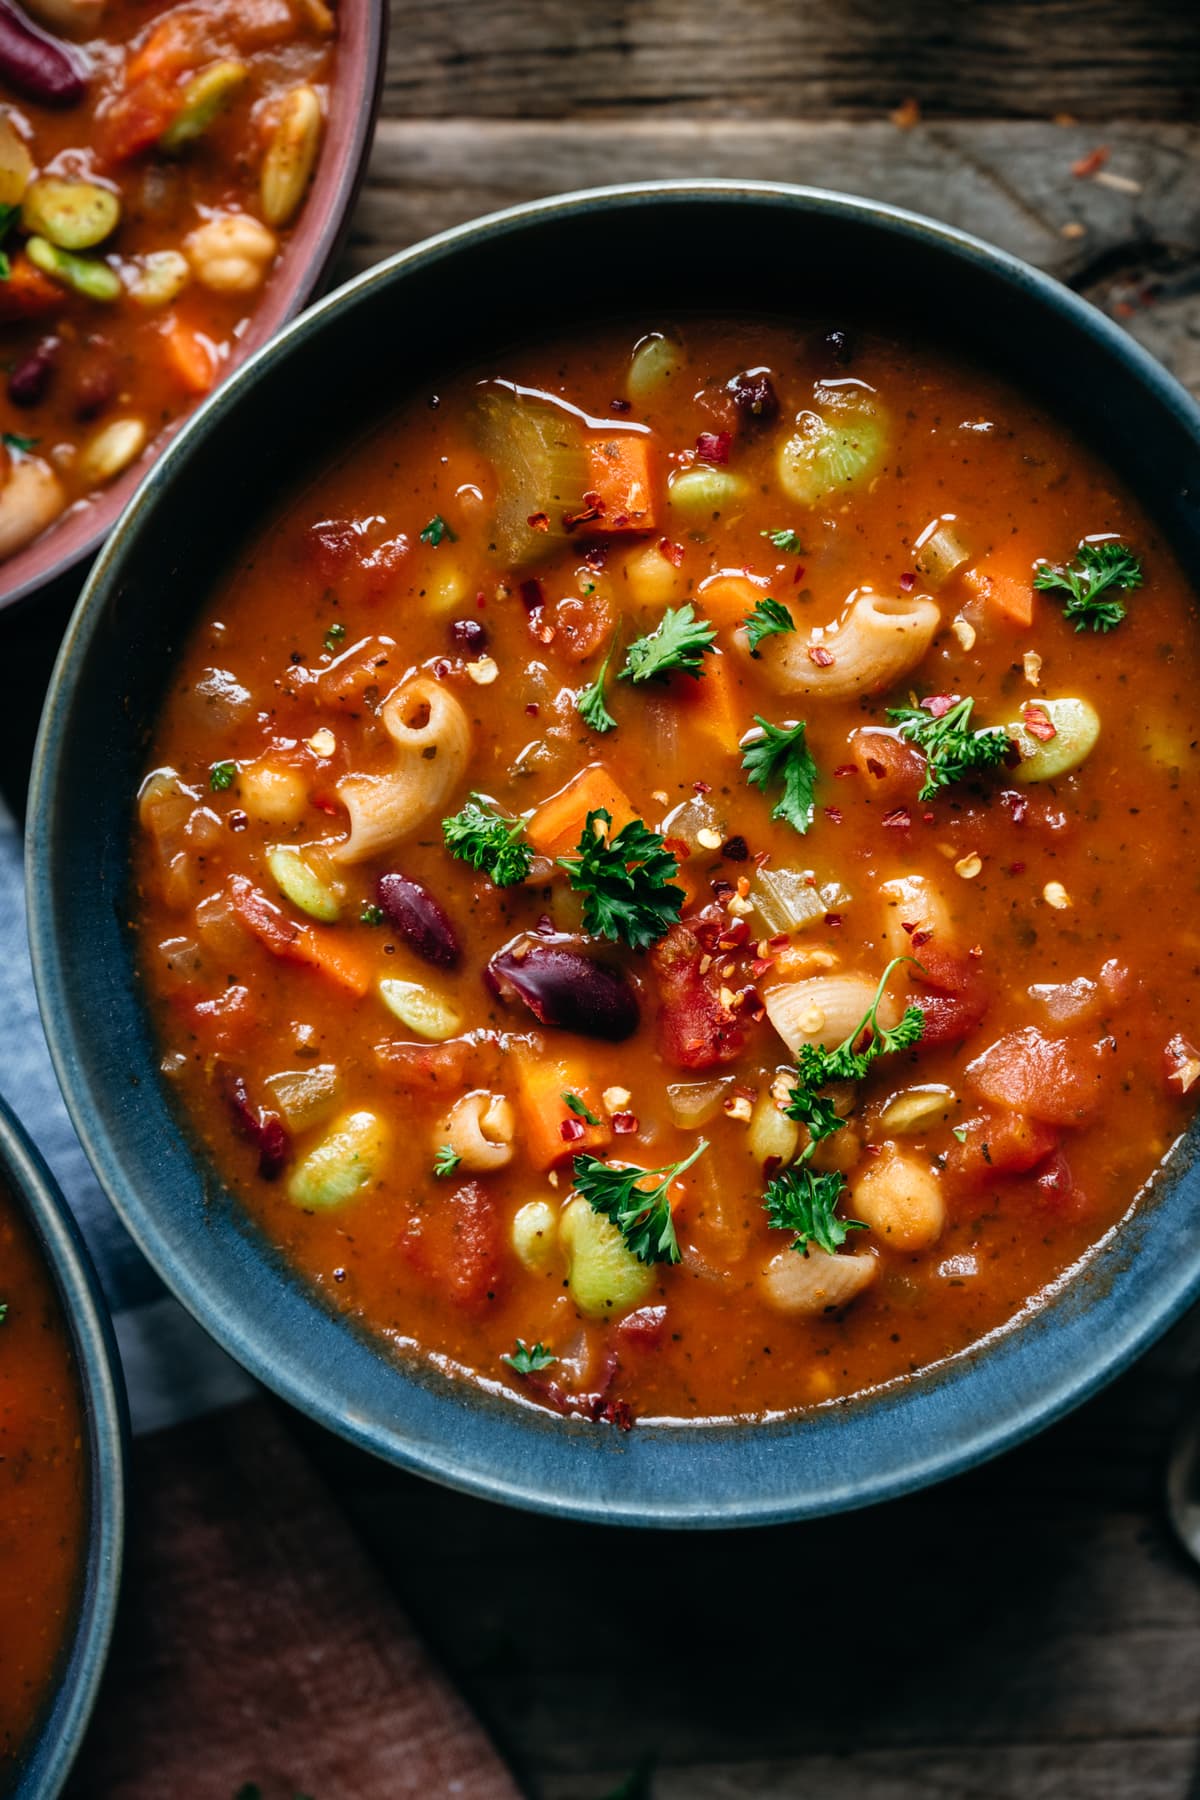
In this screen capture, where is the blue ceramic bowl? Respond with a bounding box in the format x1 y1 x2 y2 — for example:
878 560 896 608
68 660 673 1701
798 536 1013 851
26 183 1200 1527
0 1095 126 1796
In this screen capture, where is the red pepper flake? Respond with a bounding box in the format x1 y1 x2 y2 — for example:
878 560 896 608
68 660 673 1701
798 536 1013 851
864 1142 883 1157
720 834 749 861
583 545 608 570
768 933 789 950
1008 861 1026 875
658 536 685 567
865 756 887 779
525 702 539 717
560 1116 586 1143
526 511 549 533
663 835 691 862
1022 702 1057 743
520 577 543 612
1002 789 1029 826
693 779 712 795
739 985 766 1023
823 806 843 824
750 957 773 980
718 919 750 951
899 571 916 592
910 928 933 949
922 810 935 824
432 658 452 679
752 849 772 869
808 644 836 668
921 693 956 719
824 912 843 928
229 809 248 832
900 920 918 936
833 763 858 779
695 430 732 465
1071 144 1109 179
791 564 807 585
612 1111 639 1134
882 806 912 829
564 496 605 530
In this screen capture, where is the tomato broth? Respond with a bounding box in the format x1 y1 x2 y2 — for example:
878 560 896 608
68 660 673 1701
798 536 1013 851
133 318 1200 1425
0 1182 86 1771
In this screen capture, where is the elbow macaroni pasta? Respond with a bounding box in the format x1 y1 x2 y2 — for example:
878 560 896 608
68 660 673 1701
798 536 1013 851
440 1092 516 1172
334 675 471 863
755 586 941 700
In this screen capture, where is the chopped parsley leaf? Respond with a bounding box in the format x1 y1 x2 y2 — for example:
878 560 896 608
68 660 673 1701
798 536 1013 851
761 526 805 554
443 795 533 887
360 902 385 926
558 809 685 950
951 1124 968 1143
323 620 346 654
1034 539 1142 632
563 1091 601 1126
433 1143 462 1179
763 1163 864 1257
209 761 236 792
744 596 796 656
502 1339 557 1375
573 1139 708 1265
619 603 716 684
887 696 1010 801
576 630 619 734
741 715 818 834
420 513 457 547
2 432 36 456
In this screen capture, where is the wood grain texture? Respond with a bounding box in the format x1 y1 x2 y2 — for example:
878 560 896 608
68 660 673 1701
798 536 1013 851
382 1 1200 123
302 1309 1200 1800
341 119 1200 391
65 1404 521 1800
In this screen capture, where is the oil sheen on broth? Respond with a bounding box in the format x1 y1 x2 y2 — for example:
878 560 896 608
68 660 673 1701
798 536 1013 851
133 319 1200 1425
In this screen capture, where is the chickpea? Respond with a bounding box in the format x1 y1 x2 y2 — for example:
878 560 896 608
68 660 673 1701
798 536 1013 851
184 213 278 295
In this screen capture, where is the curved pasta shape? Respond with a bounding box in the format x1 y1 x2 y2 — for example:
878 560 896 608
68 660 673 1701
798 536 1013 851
754 586 941 701
333 675 470 864
764 972 902 1056
439 1091 516 1172
851 1146 945 1252
878 874 953 962
761 1246 877 1315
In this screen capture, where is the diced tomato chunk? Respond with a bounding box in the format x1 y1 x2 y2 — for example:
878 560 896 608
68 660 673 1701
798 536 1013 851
1163 1033 1200 1097
616 1305 667 1350
399 1180 502 1312
966 1027 1112 1125
907 943 990 1048
944 1110 1059 1192
96 78 179 164
1033 1149 1088 1219
651 923 746 1070
175 982 256 1054
849 728 925 801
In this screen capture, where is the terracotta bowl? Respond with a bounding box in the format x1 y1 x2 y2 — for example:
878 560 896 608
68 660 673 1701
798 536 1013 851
0 0 387 615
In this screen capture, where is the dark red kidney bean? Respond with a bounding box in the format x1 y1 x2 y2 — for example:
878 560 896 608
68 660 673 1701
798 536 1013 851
487 940 639 1041
0 0 86 104
727 369 779 425
7 336 58 407
222 1070 290 1180
451 617 487 653
377 872 461 969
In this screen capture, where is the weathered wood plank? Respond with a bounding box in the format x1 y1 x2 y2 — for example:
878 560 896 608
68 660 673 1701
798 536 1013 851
382 1 1200 123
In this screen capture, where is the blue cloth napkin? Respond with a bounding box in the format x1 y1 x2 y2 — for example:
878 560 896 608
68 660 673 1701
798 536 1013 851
0 800 251 1433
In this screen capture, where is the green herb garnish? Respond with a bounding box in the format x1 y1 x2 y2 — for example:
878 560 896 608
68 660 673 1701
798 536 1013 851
619 603 716 684
558 809 685 950
763 1163 864 1257
323 620 346 654
887 696 1010 801
744 596 796 657
952 1124 968 1143
2 432 36 456
432 1144 462 1179
1034 540 1142 632
420 513 457 547
209 761 236 792
573 1139 708 1265
0 204 18 281
576 630 619 734
443 795 533 887
563 1091 601 1126
0 1301 8 1324
741 715 819 835
360 902 385 926
761 527 805 554
502 1339 557 1375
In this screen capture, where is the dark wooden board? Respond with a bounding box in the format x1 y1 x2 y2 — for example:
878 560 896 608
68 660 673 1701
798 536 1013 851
382 1 1200 123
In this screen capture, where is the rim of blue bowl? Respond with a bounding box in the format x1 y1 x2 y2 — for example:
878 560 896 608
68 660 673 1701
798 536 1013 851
25 180 1200 1528
0 1093 127 1796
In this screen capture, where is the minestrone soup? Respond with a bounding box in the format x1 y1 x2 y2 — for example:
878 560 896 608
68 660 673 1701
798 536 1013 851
134 318 1200 1425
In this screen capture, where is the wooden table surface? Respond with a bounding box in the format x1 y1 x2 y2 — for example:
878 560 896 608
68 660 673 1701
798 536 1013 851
18 4 1200 1795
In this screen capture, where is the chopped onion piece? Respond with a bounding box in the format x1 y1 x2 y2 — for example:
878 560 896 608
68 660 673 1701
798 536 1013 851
264 1063 342 1131
913 517 971 588
750 868 849 937
666 1077 733 1128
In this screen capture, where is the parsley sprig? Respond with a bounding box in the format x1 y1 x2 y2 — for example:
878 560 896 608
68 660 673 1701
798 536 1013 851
619 603 716 684
443 795 533 887
420 513 457 547
744 597 796 657
432 1144 462 1179
741 715 818 834
763 1165 864 1257
761 527 804 554
558 809 685 950
573 1139 708 1265
887 696 1010 802
576 629 619 734
1034 540 1142 633
502 1339 557 1374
